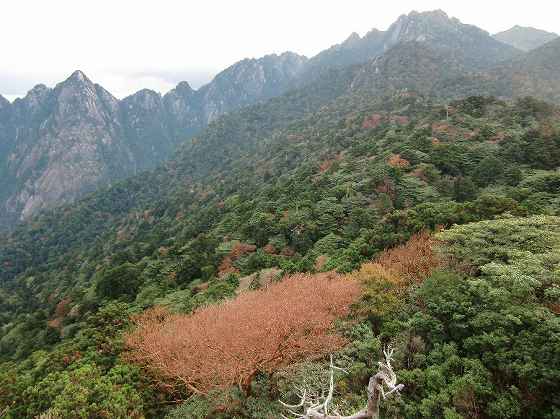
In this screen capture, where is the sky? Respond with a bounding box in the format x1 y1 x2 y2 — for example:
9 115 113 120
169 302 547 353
1 0 558 100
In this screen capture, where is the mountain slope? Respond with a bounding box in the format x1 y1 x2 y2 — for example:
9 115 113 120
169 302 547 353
350 42 469 97
350 33 560 105
487 38 560 103
302 29 387 77
382 10 521 70
1 9 560 419
197 52 308 124
301 9 521 84
494 25 558 51
0 54 308 229
2 76 560 416
0 10 551 231
0 71 135 225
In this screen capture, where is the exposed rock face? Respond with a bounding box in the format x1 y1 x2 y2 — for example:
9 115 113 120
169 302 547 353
494 25 558 52
382 10 521 70
120 89 174 170
198 52 307 124
0 10 554 230
0 54 308 229
163 81 203 140
302 9 520 83
0 95 13 153
302 29 386 79
1 71 134 223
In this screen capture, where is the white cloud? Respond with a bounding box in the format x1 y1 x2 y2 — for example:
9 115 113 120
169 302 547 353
1 0 558 99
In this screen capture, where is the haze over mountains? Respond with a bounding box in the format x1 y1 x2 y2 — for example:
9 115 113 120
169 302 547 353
493 25 558 51
1 9 559 230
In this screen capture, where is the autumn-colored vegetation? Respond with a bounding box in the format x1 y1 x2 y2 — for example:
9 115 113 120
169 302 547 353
125 272 361 395
387 154 411 168
218 241 257 277
351 231 439 328
374 230 439 283
4 94 560 418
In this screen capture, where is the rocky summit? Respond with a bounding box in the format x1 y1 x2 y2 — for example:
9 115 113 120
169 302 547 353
0 10 558 231
0 53 307 229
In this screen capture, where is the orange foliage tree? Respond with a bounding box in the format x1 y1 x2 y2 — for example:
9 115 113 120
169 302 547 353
217 241 257 277
387 154 411 168
374 230 439 283
125 272 361 396
352 231 439 329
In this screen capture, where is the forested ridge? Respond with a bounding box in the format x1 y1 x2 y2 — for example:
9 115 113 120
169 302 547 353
2 10 560 231
1 58 560 417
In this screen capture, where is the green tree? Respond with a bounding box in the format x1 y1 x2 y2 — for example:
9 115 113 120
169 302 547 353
95 263 142 300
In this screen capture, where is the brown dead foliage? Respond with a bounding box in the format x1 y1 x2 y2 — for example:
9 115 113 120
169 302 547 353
263 243 277 255
218 242 257 277
319 159 335 173
353 231 439 291
388 154 410 168
489 131 506 143
390 115 410 126
375 230 439 284
124 272 361 395
362 113 384 129
314 255 329 271
351 232 440 326
281 246 296 257
47 318 63 330
375 177 396 198
230 242 257 259
54 297 72 318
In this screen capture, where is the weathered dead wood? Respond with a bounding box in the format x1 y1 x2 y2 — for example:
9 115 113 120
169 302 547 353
280 347 403 419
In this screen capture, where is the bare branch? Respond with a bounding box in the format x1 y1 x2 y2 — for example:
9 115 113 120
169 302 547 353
280 348 404 419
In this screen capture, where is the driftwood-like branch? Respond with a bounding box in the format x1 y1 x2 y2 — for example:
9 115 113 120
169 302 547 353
280 347 403 419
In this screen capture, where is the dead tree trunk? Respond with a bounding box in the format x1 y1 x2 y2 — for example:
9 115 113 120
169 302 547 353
280 347 403 419
367 374 383 419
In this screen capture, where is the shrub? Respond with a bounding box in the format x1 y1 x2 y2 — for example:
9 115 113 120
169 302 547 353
374 230 439 284
95 263 142 300
125 272 361 396
352 231 439 331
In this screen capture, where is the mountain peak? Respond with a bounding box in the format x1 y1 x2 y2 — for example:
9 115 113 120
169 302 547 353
18 84 51 107
123 89 162 108
397 9 450 24
0 94 9 109
383 9 519 69
28 84 49 95
494 25 559 51
343 32 362 46
134 88 161 97
409 9 448 18
53 70 101 102
65 70 93 85
175 81 194 92
426 9 449 18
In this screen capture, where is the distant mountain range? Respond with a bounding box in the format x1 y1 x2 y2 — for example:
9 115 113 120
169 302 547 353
0 53 308 228
1 9 559 230
494 25 558 51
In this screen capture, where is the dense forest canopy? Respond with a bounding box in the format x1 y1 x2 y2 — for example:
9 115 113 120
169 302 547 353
1 13 560 416
1 87 559 417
